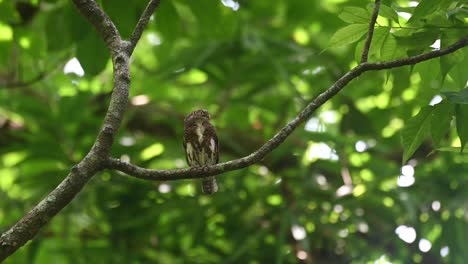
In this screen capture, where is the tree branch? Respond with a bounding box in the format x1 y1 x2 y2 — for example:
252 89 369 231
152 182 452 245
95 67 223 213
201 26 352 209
0 0 466 260
106 36 468 181
0 0 161 261
128 0 162 55
71 0 122 53
361 0 381 63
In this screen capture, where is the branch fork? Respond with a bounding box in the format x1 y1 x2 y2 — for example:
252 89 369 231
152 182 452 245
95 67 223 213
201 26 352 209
1 0 467 261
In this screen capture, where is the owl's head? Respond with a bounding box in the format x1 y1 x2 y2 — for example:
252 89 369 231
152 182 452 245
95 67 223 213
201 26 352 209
185 109 211 122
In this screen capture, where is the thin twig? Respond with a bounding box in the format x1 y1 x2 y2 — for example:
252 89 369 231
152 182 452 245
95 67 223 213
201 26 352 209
128 0 162 55
106 36 468 181
361 0 381 63
377 25 468 30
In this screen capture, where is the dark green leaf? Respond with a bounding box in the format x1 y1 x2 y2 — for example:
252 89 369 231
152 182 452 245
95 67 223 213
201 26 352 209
401 106 433 163
455 104 468 151
76 30 109 77
431 100 454 146
442 88 468 104
408 0 442 23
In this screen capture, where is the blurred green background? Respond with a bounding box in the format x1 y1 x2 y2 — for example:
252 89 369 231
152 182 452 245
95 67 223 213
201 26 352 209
0 0 467 263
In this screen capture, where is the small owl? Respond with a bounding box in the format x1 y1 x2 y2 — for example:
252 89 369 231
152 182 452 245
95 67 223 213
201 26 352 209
183 109 219 194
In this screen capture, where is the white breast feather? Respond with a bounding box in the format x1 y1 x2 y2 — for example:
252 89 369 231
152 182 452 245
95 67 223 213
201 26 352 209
196 121 205 143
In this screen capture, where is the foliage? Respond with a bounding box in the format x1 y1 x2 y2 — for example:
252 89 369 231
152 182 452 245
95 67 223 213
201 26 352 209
0 0 467 263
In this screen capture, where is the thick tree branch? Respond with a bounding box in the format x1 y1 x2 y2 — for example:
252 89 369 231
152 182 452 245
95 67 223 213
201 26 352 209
106 36 468 181
0 0 466 260
128 0 162 55
361 0 381 63
0 0 161 261
71 0 122 53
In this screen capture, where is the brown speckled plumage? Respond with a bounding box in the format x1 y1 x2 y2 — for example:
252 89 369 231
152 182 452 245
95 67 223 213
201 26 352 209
183 109 219 194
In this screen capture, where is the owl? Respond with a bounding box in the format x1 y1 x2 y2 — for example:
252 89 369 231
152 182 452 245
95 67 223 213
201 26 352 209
183 109 219 194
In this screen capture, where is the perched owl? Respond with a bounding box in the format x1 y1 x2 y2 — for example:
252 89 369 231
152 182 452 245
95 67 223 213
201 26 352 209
183 109 219 194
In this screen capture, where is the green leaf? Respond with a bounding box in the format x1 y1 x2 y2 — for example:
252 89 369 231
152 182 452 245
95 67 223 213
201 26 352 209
431 100 454 146
102 0 139 38
455 104 468 152
369 27 390 59
449 50 468 89
328 24 369 48
408 0 442 23
45 8 73 51
380 33 398 61
76 30 109 77
338 7 370 24
378 4 399 23
442 88 468 104
401 106 433 163
440 32 465 81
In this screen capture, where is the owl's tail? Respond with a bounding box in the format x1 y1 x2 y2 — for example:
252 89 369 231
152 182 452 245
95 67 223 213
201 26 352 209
201 176 218 194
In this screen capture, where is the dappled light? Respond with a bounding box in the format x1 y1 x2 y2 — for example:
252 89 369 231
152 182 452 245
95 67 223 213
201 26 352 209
1 0 467 263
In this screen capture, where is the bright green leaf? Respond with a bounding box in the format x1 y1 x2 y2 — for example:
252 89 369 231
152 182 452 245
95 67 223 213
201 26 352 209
140 143 165 160
338 7 370 24
329 24 369 48
378 4 399 23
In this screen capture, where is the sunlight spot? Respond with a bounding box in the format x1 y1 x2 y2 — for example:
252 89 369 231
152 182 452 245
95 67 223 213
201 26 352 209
358 222 369 233
291 224 307 240
119 136 136 146
352 184 366 197
158 183 171 193
0 23 13 41
383 197 394 207
401 165 414 177
305 117 325 132
316 174 328 186
64 58 85 77
175 159 185 168
293 27 309 45
395 225 416 243
398 165 415 187
312 66 323 75
418 239 432 252
338 228 348 238
409 1 419 7
174 67 185 73
307 142 339 161
397 174 415 187
320 110 339 123
258 166 269 176
274 178 282 185
336 185 353 197
220 0 239 11
355 140 368 152
296 250 308 260
120 154 130 163
431 200 441 211
373 255 392 264
430 39 440 50
440 246 449 257
429 95 443 106
131 94 150 106
146 32 161 46
333 204 343 213
397 12 411 20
